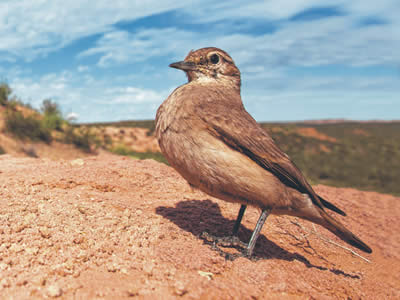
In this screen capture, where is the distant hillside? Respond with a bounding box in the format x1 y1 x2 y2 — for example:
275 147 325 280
0 83 95 159
83 119 400 196
259 122 400 196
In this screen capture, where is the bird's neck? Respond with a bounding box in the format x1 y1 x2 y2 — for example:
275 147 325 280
190 74 241 93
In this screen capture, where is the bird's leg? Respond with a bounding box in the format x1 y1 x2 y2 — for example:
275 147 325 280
232 204 247 236
201 207 271 259
201 205 247 248
245 209 270 257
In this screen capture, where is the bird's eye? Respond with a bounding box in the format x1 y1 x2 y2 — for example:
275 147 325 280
209 54 219 64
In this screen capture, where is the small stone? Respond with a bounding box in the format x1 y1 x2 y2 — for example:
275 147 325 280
78 206 87 214
143 262 153 276
0 278 11 288
9 243 24 253
126 287 139 297
26 247 39 255
70 159 84 166
107 262 120 272
198 270 214 280
39 227 51 239
15 223 27 233
32 276 46 286
16 279 28 286
0 262 9 271
47 284 62 297
174 281 187 296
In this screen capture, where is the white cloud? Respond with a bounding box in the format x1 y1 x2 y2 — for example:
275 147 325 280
80 14 399 74
1 0 399 122
1 0 398 69
77 65 89 72
79 28 197 67
181 0 326 22
8 62 398 123
8 70 169 122
0 0 195 61
183 0 400 27
107 86 166 104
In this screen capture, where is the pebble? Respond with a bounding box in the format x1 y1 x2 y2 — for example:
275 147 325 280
47 284 63 297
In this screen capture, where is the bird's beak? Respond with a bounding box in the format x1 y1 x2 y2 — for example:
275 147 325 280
169 61 196 71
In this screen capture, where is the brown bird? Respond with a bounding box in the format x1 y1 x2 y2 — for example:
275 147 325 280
155 47 372 256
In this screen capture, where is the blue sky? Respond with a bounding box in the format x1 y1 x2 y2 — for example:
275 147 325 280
0 0 399 123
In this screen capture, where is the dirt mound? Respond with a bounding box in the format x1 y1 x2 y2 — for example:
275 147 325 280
0 105 92 160
0 131 92 160
0 153 399 299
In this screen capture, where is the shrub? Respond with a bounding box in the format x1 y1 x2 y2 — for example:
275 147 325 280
40 99 60 116
111 145 168 164
40 99 64 131
4 109 52 143
63 126 94 152
0 82 12 106
42 113 64 131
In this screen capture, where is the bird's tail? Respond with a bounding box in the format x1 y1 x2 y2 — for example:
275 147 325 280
315 211 372 254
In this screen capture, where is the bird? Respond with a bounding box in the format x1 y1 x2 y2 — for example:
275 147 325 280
155 47 372 257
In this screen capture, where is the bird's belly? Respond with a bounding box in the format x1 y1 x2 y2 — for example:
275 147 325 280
159 129 291 210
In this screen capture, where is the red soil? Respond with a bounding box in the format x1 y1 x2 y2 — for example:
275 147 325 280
0 153 398 299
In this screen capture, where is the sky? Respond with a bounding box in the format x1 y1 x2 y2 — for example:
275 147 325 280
0 0 399 123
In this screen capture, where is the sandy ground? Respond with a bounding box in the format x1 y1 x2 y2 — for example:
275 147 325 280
0 152 399 299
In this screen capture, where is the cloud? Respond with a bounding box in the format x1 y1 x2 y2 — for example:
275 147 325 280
2 0 398 69
0 0 193 61
1 0 399 122
183 0 400 27
181 0 329 22
106 86 166 104
8 70 168 122
80 14 399 73
78 28 198 67
77 65 89 72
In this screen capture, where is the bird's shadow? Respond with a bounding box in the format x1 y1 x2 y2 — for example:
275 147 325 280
155 199 360 279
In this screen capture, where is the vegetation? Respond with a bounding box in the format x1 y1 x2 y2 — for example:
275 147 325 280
110 145 168 164
0 82 12 106
41 99 65 131
1 81 398 195
260 122 400 196
83 120 156 136
94 120 400 196
4 109 53 143
63 126 96 153
1 82 95 152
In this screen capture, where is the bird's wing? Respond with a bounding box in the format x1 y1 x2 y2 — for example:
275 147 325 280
203 105 327 211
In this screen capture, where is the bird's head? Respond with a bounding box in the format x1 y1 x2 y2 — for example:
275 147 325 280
170 47 241 90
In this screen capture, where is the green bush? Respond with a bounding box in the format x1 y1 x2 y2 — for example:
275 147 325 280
40 99 60 115
4 110 52 143
111 145 168 164
261 122 400 196
0 82 12 106
63 126 94 152
40 99 64 131
42 113 64 131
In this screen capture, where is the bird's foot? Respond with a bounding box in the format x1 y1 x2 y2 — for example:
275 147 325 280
200 231 259 261
200 231 247 249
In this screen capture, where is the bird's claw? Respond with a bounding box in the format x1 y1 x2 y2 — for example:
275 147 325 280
200 231 247 249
